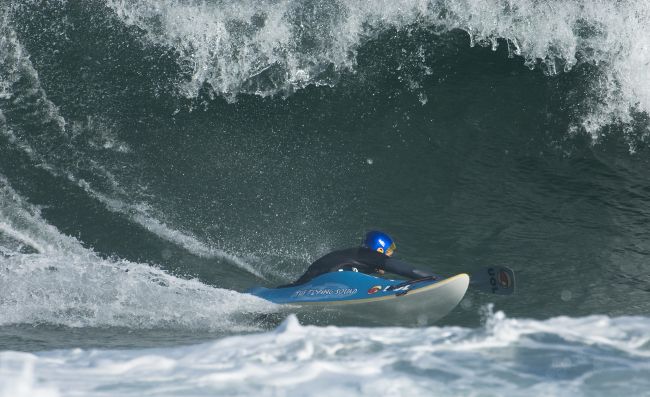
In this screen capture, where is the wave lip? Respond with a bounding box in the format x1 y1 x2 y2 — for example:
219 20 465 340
106 0 650 131
106 0 429 98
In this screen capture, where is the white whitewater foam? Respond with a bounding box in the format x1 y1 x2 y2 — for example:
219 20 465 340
433 0 650 139
0 354 59 397
0 16 66 133
106 0 428 99
0 177 82 256
0 251 273 329
107 0 650 136
0 178 276 329
1 309 649 396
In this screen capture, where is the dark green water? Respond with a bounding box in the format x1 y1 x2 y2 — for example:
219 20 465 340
1 0 650 352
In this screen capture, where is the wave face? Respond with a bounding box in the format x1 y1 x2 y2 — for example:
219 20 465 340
0 0 650 354
2 310 650 396
2 2 650 395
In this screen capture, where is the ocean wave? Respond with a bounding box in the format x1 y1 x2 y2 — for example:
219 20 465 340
5 0 650 139
0 251 274 329
0 17 66 135
105 0 650 133
71 176 266 278
2 309 649 396
0 178 276 329
0 17 261 275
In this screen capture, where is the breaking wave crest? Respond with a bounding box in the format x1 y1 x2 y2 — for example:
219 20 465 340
106 0 650 134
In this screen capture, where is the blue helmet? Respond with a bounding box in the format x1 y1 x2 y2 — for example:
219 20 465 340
362 231 396 255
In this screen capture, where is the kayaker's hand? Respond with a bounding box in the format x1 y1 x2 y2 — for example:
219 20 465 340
376 269 385 275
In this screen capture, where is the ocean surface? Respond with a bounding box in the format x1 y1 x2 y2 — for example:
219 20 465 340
1 0 650 395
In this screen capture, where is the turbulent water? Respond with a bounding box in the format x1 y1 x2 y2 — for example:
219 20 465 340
1 0 650 395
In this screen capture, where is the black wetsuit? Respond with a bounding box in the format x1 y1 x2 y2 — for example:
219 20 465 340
290 247 438 286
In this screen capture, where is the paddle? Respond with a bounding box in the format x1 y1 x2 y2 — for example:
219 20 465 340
469 266 516 295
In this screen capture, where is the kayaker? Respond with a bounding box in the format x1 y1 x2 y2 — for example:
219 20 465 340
288 230 438 286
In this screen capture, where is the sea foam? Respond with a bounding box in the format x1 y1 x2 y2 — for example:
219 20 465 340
106 0 650 136
0 177 276 329
1 309 649 396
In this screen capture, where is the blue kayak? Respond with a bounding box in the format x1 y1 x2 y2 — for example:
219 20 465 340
247 271 470 323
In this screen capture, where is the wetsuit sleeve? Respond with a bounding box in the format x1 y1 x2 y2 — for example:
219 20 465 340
383 258 440 279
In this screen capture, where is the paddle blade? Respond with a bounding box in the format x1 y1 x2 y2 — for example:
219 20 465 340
470 266 516 295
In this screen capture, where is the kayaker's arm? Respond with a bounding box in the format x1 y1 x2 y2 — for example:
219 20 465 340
382 258 441 280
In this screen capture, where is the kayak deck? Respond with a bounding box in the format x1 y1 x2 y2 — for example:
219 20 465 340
247 271 470 323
